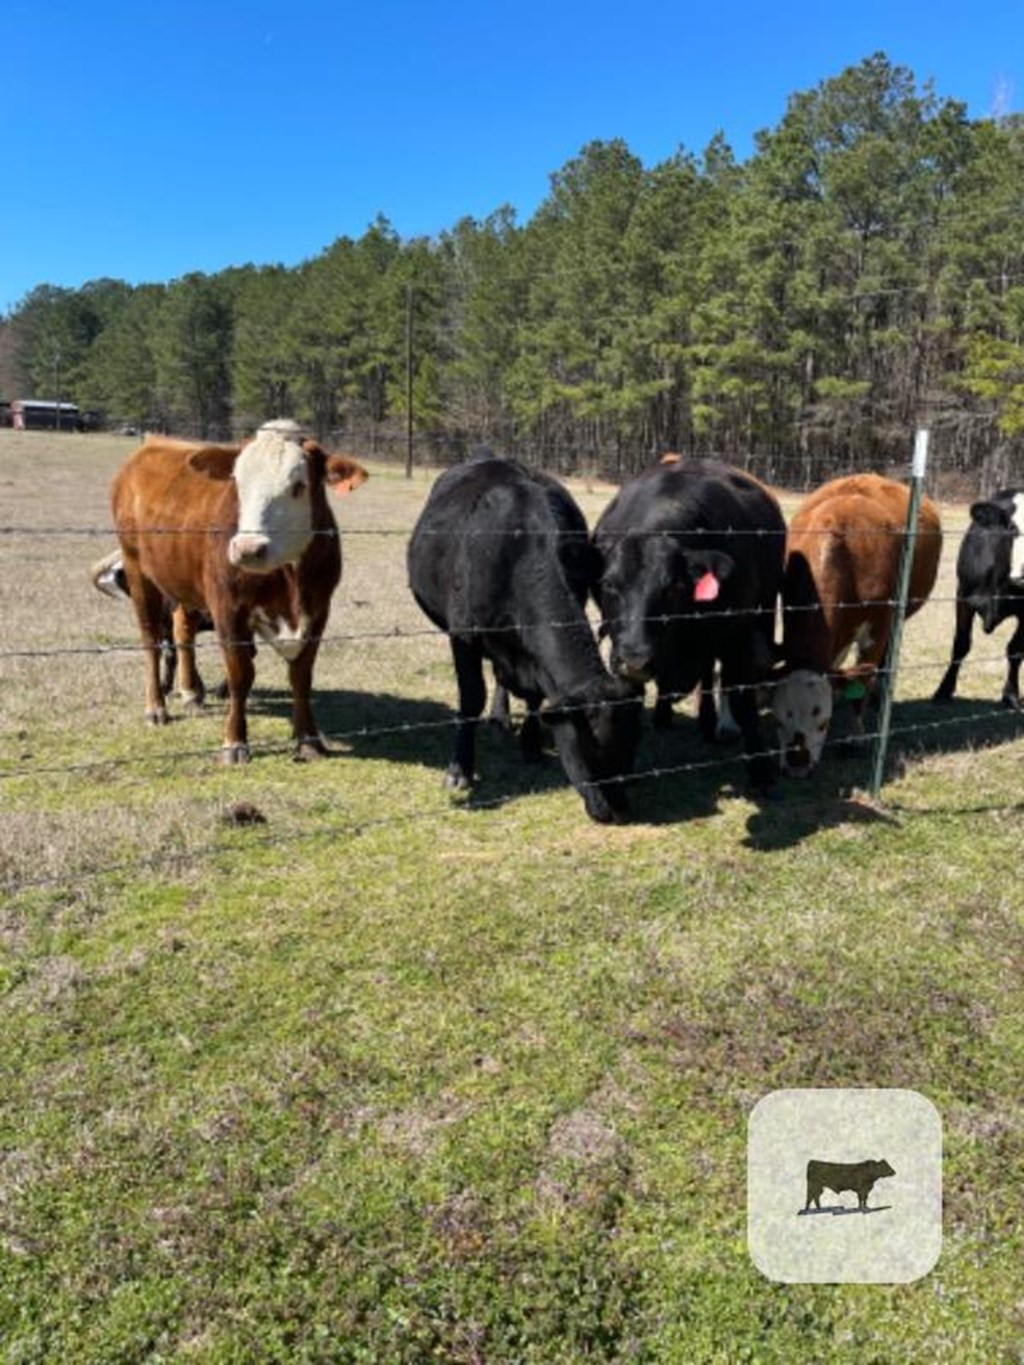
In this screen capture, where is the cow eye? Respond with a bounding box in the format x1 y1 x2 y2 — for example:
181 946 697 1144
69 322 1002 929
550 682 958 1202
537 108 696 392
291 480 306 499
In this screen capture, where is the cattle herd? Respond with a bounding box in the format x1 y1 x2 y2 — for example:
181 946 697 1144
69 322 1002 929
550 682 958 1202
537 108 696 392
93 420 1024 822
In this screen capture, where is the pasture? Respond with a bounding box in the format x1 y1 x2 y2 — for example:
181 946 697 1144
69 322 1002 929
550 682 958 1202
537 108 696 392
1 431 1022 1362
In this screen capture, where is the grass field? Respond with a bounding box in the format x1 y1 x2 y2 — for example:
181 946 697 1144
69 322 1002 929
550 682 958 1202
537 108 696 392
1 431 1022 1362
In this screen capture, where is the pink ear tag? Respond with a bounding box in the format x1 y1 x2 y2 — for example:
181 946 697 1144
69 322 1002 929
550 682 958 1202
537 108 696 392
694 571 719 602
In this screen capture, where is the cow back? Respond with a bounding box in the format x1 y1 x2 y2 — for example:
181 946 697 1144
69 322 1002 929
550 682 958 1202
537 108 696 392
784 473 942 670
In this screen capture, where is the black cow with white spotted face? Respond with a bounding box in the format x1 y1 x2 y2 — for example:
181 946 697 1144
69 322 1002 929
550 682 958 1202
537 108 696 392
933 488 1024 709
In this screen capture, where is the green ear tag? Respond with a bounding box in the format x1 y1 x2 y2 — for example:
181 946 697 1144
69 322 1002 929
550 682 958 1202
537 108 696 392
844 680 867 702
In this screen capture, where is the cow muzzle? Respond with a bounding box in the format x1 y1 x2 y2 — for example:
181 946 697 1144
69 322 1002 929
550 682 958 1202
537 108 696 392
782 736 814 777
229 533 272 569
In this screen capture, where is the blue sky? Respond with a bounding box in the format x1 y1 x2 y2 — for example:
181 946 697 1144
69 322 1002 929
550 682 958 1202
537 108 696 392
2 0 1020 315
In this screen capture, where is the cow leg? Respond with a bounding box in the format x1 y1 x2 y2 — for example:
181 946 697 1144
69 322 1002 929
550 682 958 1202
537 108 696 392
288 625 329 760
932 600 975 703
722 658 774 791
489 679 513 731
653 688 675 730
217 614 256 764
447 637 486 789
122 562 170 726
172 606 206 710
1001 617 1024 709
159 633 177 699
697 661 717 742
518 690 545 762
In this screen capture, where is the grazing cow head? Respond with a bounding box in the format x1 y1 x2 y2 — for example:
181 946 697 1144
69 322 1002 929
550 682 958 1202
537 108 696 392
599 536 736 684
770 668 833 776
191 419 368 573
542 678 643 823
966 498 1022 630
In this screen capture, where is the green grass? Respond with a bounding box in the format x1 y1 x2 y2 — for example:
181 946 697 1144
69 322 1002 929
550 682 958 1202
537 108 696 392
1 432 1023 1361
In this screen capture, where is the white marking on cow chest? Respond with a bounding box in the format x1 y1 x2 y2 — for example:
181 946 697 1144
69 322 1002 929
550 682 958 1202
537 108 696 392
1011 493 1024 581
250 608 313 660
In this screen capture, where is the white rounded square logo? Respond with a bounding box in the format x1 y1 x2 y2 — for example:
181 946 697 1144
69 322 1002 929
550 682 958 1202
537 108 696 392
747 1088 942 1283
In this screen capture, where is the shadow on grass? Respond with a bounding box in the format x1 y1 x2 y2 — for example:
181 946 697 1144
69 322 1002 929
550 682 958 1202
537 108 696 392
880 694 1024 765
797 1205 892 1217
744 694 1024 850
243 685 1024 833
247 685 731 822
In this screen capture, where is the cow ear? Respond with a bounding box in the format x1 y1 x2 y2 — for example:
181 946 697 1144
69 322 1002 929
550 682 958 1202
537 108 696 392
970 500 1011 529
189 446 238 480
325 453 369 496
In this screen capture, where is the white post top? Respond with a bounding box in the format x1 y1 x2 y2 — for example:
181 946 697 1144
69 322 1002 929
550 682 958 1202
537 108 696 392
913 428 929 477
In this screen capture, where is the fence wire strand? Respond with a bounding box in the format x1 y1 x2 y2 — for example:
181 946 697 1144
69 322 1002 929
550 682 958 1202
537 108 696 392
3 701 1022 899
2 495 1023 897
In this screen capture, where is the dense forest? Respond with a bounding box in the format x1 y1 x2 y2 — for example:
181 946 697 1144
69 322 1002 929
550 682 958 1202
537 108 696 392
4 55 1024 488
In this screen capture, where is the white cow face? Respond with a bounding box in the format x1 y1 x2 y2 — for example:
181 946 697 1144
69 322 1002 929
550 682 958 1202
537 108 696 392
1012 492 1024 581
229 423 315 572
770 668 833 776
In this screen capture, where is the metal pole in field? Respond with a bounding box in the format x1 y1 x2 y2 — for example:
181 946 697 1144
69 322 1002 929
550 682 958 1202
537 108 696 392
869 428 930 799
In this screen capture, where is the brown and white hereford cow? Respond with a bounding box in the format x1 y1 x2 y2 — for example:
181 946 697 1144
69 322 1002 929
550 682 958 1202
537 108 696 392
773 473 942 775
112 419 367 763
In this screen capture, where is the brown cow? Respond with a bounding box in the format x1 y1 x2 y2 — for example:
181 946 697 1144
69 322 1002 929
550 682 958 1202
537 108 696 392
112 419 367 763
773 473 942 775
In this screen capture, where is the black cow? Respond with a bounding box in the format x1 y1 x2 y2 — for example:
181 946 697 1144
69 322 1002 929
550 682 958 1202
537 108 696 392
805 1158 895 1212
593 458 785 789
933 489 1024 709
407 454 643 823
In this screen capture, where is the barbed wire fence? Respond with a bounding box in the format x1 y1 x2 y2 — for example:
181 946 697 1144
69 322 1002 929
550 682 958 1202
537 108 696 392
2 439 1023 900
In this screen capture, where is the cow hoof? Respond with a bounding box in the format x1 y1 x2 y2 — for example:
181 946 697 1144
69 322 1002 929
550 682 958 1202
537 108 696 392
293 737 330 762
220 743 251 766
145 708 169 727
181 691 205 713
443 767 473 791
1001 692 1021 711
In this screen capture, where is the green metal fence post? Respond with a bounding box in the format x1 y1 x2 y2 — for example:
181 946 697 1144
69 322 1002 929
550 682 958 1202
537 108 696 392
868 428 930 799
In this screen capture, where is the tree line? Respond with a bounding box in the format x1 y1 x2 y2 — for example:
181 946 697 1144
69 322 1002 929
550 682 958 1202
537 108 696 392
4 54 1024 489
